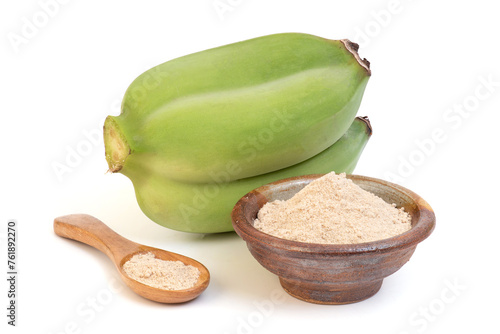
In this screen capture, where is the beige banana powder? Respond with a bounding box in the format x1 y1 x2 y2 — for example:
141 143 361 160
122 252 200 290
254 172 412 244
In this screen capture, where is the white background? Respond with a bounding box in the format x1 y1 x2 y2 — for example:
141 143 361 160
2 0 499 333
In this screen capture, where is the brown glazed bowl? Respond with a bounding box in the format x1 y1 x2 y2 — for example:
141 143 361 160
231 174 435 304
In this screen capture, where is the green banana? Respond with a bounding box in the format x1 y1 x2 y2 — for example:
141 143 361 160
104 33 370 183
122 117 372 233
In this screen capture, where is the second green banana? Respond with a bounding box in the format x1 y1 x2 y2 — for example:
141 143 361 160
122 117 372 233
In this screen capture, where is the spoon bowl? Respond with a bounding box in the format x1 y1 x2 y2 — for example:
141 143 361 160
54 214 210 303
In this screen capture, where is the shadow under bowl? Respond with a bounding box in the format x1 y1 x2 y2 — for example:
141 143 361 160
231 174 436 304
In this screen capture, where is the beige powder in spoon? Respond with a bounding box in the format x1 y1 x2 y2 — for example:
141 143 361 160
254 172 412 244
123 252 200 290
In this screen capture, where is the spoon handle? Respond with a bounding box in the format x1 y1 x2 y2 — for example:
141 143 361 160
54 214 139 263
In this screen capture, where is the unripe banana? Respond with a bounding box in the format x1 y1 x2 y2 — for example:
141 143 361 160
104 33 370 183
122 117 372 233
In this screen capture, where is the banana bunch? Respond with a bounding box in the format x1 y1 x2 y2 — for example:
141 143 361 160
104 33 372 233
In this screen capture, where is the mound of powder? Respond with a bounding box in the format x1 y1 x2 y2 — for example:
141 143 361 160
122 252 200 290
253 172 412 244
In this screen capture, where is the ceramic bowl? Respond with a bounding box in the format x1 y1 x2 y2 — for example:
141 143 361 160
231 174 435 304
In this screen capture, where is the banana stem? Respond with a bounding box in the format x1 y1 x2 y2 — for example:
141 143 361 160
103 116 130 173
341 39 371 76
357 116 373 136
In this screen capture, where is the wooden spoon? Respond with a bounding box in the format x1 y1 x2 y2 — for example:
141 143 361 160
54 214 210 303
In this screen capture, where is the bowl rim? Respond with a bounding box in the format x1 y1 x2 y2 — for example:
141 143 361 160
231 174 436 255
